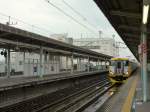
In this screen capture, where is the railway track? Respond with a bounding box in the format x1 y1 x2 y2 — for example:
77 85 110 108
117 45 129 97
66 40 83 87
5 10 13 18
34 79 113 112
1 74 110 112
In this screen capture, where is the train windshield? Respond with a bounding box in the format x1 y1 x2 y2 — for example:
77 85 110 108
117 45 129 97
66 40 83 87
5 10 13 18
110 60 129 74
117 61 121 68
111 61 123 68
111 60 129 66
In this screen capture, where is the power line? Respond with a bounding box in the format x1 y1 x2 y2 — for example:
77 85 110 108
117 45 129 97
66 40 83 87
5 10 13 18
62 0 86 21
45 0 97 35
0 12 55 34
62 0 97 30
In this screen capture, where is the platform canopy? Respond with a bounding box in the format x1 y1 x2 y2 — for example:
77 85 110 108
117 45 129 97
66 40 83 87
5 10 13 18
94 0 150 61
0 23 112 60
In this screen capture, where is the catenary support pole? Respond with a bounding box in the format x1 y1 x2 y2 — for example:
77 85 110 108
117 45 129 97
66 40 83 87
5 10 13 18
66 56 68 71
39 46 43 78
23 52 25 75
88 56 90 72
7 49 10 78
141 24 148 102
71 54 74 74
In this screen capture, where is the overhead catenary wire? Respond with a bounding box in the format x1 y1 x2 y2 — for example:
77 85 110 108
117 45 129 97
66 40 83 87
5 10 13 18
0 12 55 34
62 0 97 30
62 0 87 21
45 0 97 35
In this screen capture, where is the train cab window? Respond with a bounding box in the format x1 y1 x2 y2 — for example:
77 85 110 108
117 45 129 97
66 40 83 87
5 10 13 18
117 62 121 69
125 61 129 66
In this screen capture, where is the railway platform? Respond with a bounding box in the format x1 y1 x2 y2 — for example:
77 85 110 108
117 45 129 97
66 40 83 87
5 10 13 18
0 70 107 91
0 15 112 112
135 71 150 112
97 69 150 112
94 0 150 111
1 0 150 111
0 70 109 112
96 69 139 112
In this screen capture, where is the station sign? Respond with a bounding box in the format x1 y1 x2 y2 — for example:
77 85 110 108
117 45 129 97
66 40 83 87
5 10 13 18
138 43 147 55
142 43 147 54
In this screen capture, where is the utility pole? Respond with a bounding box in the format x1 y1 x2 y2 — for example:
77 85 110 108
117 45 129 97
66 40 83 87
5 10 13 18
5 16 17 78
6 16 17 26
115 42 127 57
99 30 102 38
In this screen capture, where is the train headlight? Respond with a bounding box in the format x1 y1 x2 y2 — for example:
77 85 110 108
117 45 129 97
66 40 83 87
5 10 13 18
109 71 113 75
126 72 128 75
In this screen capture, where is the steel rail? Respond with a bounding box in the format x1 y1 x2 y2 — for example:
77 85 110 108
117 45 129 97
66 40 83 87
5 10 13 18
34 78 112 112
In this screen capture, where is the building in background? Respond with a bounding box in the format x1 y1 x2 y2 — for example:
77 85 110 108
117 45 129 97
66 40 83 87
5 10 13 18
73 37 117 57
51 33 117 57
51 33 73 45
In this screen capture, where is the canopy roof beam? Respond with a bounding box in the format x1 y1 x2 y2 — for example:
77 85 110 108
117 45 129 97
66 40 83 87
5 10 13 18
119 25 150 34
110 10 141 19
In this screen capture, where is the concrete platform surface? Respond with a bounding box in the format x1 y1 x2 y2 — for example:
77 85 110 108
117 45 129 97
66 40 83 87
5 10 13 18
0 70 107 91
136 102 150 112
135 71 150 112
97 69 139 112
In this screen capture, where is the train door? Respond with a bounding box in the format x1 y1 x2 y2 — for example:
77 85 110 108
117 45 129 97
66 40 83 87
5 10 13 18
116 61 124 74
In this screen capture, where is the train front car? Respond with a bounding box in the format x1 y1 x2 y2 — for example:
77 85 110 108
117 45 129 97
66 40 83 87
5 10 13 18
109 58 130 83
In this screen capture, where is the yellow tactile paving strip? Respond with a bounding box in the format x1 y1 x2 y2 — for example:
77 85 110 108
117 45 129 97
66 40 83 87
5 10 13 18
121 74 139 112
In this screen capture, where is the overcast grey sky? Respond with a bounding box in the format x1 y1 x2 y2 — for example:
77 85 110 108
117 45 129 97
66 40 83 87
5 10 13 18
0 0 136 59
